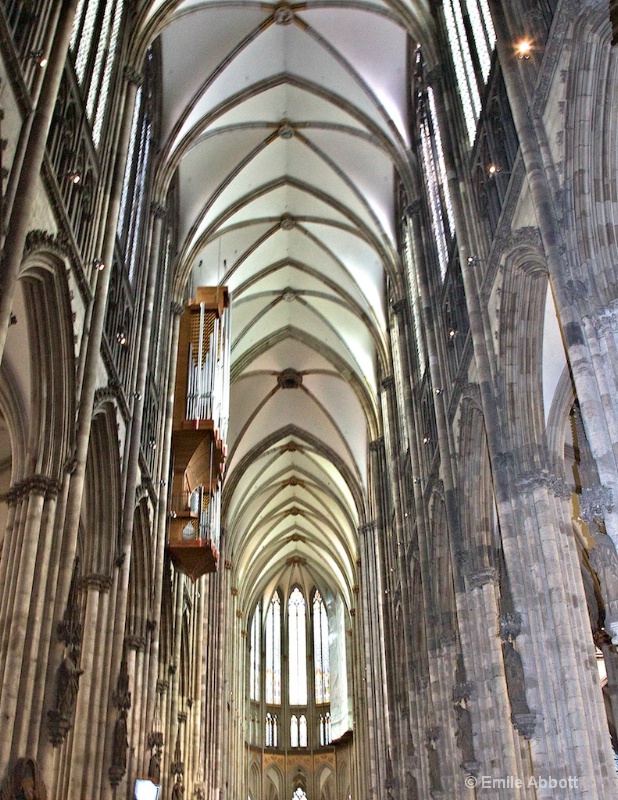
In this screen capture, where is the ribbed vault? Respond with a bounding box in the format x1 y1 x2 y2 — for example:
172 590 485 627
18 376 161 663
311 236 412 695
136 0 424 625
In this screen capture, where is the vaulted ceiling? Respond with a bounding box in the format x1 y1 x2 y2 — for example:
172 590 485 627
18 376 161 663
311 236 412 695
136 0 433 607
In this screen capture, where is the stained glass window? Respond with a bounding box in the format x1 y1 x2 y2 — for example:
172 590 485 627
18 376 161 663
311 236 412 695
443 0 496 144
250 583 334 749
313 591 330 704
415 47 455 281
288 587 307 705
319 712 331 746
250 603 260 702
117 50 155 284
70 0 125 148
403 225 427 371
265 592 281 704
290 714 299 747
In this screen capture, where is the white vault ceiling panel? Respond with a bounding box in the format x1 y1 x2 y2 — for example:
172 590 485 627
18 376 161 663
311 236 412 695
148 0 419 604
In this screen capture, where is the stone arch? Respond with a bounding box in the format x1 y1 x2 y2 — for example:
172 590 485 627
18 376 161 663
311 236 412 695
159 558 174 668
457 398 496 575
126 498 152 641
497 241 549 469
248 761 261 800
179 610 190 702
337 759 350 799
18 256 76 479
264 764 283 800
81 401 122 577
0 359 29 554
289 764 309 796
316 764 335 800
563 5 618 304
428 490 457 644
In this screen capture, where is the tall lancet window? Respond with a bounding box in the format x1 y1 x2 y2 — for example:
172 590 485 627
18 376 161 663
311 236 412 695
415 50 455 280
313 591 330 704
117 49 155 284
265 592 281 705
250 602 261 702
443 0 496 144
248 580 340 750
292 790 308 800
288 587 307 705
70 0 125 147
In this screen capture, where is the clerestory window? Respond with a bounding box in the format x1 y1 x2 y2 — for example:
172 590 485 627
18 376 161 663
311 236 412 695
249 585 332 749
70 0 125 147
443 0 496 144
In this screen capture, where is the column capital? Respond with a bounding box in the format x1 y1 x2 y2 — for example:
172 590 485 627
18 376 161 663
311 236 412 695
467 567 497 590
78 573 113 592
123 64 143 85
151 201 167 219
499 611 522 642
579 484 614 525
7 473 61 503
391 298 408 315
369 436 384 452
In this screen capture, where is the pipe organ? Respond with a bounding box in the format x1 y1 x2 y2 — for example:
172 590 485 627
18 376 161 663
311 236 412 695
168 287 230 580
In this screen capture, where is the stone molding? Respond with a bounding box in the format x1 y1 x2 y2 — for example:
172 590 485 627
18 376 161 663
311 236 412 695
467 567 496 590
391 298 408 315
494 225 542 259
499 612 522 642
7 474 61 503
579 484 614 524
583 298 618 336
78 574 113 593
126 635 147 652
151 201 167 219
24 228 71 259
513 469 553 494
123 64 143 85
273 3 294 24
512 712 537 740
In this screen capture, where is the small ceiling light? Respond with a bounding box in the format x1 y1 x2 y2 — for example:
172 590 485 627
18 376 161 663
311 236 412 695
67 170 81 185
423 435 431 444
93 258 105 271
487 164 499 176
30 50 48 67
515 39 532 59
116 331 127 345
434 388 444 396
449 328 457 339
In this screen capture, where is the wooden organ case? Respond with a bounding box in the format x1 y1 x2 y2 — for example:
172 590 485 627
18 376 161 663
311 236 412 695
168 287 230 580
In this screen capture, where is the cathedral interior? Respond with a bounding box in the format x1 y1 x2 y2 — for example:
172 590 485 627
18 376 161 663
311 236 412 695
2 0 618 798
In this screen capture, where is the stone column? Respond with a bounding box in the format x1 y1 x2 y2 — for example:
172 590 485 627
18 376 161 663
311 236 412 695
0 475 60 772
488 0 618 552
460 569 523 796
37 65 142 785
0 0 79 362
65 574 111 798
79 575 113 798
144 302 182 773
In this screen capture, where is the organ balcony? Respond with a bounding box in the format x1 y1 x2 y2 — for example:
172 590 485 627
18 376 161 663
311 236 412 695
168 287 230 580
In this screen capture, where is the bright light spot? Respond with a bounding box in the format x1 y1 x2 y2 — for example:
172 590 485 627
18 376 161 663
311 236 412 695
515 39 532 58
